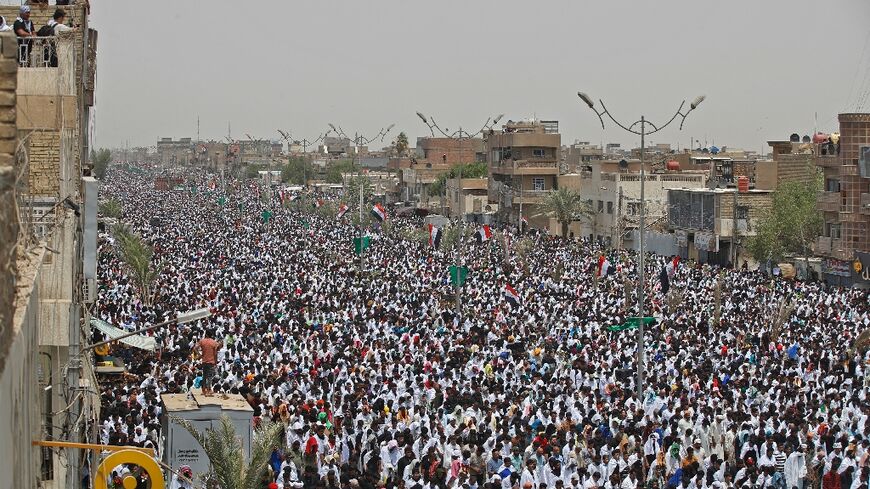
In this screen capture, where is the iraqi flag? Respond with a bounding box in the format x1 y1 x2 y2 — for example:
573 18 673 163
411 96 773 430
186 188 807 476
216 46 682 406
597 255 612 277
336 204 349 219
661 256 680 294
313 199 324 209
476 225 493 243
503 284 521 307
371 203 387 222
665 255 680 277
428 224 442 249
278 189 286 204
288 194 298 202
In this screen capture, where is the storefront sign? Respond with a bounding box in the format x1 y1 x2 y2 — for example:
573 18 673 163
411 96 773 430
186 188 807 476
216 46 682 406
822 258 852 277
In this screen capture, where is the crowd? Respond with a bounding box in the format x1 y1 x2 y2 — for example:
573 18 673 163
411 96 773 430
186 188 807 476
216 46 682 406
94 168 870 489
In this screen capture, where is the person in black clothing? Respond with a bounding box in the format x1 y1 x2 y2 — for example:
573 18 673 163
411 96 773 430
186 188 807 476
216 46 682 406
13 6 34 66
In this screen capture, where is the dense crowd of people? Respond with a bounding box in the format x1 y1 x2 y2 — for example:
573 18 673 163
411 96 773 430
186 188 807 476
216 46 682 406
94 167 870 489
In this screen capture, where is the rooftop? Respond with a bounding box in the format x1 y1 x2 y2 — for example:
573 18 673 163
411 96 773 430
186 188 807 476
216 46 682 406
162 390 253 413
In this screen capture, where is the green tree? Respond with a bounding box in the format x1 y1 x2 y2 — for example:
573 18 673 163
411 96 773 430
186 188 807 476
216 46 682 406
113 225 160 305
746 177 822 263
395 132 410 156
537 188 594 237
429 162 488 196
325 159 356 184
173 415 283 489
99 198 122 219
281 156 314 185
91 148 112 180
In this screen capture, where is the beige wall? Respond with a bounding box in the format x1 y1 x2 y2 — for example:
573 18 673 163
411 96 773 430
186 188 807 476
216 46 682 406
1 250 44 489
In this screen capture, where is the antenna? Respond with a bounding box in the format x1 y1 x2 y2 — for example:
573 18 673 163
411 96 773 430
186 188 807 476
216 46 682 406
227 122 231 141
197 116 200 142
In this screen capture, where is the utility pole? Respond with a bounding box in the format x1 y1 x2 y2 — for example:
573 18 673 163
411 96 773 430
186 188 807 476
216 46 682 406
577 91 705 400
416 112 503 321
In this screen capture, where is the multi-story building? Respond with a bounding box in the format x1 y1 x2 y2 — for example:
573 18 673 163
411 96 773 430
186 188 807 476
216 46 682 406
0 3 100 486
487 119 561 228
571 163 706 246
157 137 193 166
815 113 870 286
414 137 485 166
668 187 772 266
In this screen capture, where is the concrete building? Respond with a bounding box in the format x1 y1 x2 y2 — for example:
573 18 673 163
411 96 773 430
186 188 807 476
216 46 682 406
0 31 45 489
570 165 706 245
0 3 101 487
446 177 495 221
814 113 870 286
414 137 485 166
668 187 772 265
563 142 604 173
487 119 561 228
157 137 193 166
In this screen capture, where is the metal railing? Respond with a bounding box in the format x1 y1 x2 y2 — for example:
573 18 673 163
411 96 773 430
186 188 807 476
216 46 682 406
16 36 59 68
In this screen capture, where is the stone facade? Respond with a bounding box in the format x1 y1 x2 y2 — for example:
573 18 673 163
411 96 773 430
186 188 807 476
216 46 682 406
0 32 18 377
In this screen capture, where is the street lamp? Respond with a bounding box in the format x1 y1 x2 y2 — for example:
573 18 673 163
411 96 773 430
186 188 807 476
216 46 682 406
278 128 331 188
328 123 395 280
576 91 704 400
415 111 504 320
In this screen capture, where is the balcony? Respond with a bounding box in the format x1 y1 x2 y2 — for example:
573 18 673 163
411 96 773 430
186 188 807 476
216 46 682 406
816 154 839 169
491 159 558 175
514 189 549 205
817 192 839 213
841 164 859 176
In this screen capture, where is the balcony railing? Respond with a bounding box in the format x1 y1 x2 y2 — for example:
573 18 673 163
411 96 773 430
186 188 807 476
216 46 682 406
16 37 59 68
515 160 557 169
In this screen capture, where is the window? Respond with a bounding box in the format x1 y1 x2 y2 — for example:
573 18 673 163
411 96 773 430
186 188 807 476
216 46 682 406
532 148 546 157
606 201 614 214
532 177 545 191
825 178 840 193
627 202 640 216
597 200 604 213
736 205 749 220
827 222 842 239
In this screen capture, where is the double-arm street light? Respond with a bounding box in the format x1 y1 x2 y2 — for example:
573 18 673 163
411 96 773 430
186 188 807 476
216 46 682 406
415 111 504 320
576 91 705 400
277 129 331 188
328 123 395 279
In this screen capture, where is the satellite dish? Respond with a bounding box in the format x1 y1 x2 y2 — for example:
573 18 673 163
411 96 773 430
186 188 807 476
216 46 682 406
618 159 628 170
710 146 720 154
802 135 811 143
484 205 492 212
789 133 800 142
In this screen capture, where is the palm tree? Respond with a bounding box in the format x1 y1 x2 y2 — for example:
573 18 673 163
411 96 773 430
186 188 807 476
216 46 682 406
537 188 594 238
173 415 283 489
99 198 123 219
395 131 409 156
112 225 160 305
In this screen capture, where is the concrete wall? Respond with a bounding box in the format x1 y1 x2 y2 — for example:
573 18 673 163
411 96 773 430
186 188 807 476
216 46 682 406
0 248 45 489
0 33 17 376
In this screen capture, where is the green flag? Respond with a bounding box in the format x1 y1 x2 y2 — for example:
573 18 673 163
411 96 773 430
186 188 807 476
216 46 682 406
261 209 273 223
607 316 656 332
449 265 469 286
302 220 310 230
218 196 226 206
237 202 244 211
353 236 371 255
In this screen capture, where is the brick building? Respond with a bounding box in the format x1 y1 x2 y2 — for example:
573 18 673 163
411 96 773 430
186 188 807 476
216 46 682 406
487 119 561 228
815 113 870 286
0 3 102 487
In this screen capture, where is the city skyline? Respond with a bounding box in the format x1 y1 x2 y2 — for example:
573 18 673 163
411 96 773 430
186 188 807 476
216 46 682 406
92 0 870 152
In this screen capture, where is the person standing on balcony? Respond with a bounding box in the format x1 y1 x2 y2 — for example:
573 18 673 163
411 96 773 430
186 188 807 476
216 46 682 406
13 6 35 66
39 9 73 67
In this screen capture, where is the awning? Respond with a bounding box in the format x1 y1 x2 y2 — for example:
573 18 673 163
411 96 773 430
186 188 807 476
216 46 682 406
90 319 157 351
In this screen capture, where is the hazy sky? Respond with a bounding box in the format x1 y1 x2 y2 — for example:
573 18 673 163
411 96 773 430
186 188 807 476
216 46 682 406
91 0 870 153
